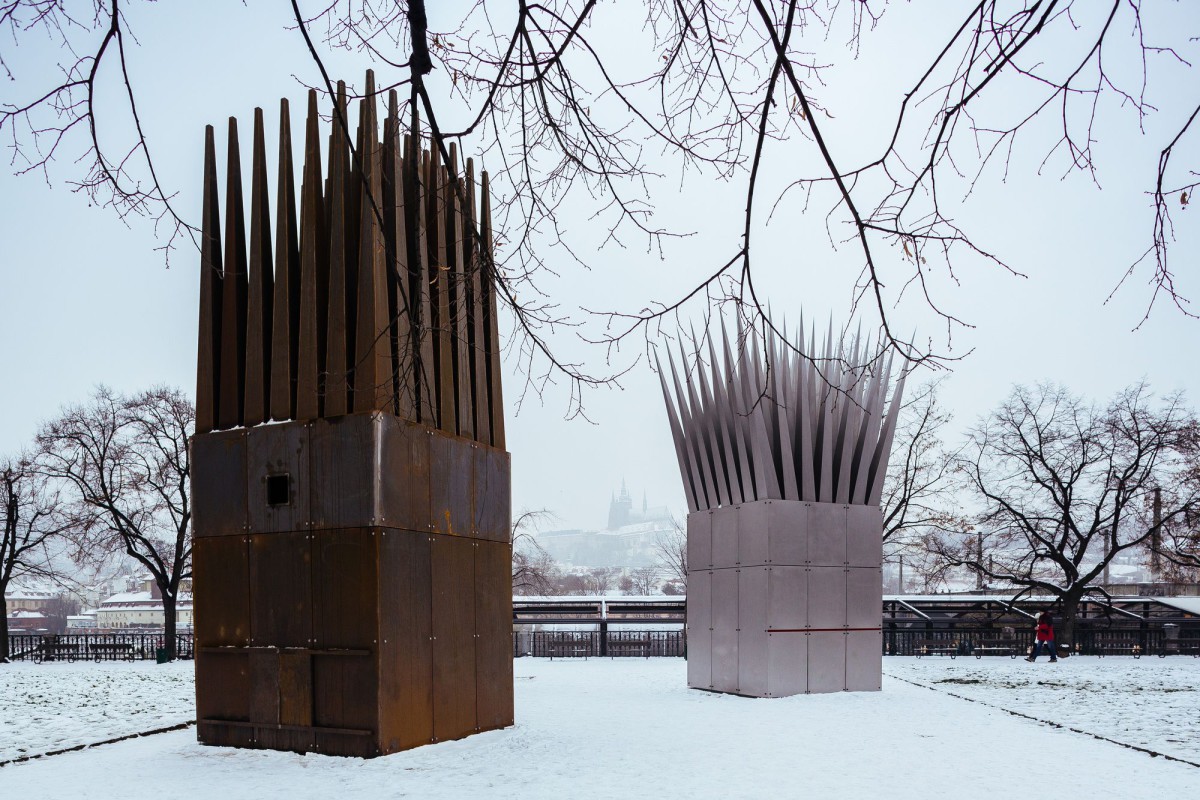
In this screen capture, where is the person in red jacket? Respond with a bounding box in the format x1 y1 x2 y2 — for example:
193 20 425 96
1026 611 1058 662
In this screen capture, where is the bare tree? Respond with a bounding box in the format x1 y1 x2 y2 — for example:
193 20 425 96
933 382 1198 643
654 517 688 592
511 508 559 595
1 455 71 661
35 386 194 660
587 566 621 595
4 2 1198 408
1156 421 1200 577
627 566 661 596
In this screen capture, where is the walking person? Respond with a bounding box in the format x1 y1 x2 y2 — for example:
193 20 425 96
1026 610 1058 662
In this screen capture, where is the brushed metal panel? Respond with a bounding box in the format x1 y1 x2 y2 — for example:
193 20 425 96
711 506 738 569
431 534 477 740
473 445 510 542
807 566 847 630
193 535 250 647
249 531 312 647
379 415 432 534
710 568 739 693
768 500 807 566
309 414 379 529
808 502 847 566
687 567 712 689
846 504 883 568
845 630 882 692
806 631 846 694
738 501 769 567
429 430 473 536
738 566 769 697
846 567 882 630
247 421 311 533
192 430 248 536
766 633 806 698
686 510 712 570
767 566 807 631
378 528 433 751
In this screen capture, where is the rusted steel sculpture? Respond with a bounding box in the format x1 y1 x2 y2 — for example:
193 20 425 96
658 321 904 696
191 72 512 757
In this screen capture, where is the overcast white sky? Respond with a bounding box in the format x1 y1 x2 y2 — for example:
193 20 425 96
1 2 1197 533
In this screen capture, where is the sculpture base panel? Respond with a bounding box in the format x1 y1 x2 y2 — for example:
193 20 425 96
191 413 513 757
686 499 882 697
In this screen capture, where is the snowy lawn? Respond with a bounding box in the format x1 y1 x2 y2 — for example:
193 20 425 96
1 657 1197 798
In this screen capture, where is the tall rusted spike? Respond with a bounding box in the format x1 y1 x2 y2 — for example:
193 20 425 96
387 90 415 421
411 111 437 425
446 143 473 440
219 117 248 430
433 159 456 435
324 81 350 417
353 71 392 412
270 98 299 422
196 125 223 435
244 107 274 427
296 90 324 421
465 158 491 446
480 171 505 449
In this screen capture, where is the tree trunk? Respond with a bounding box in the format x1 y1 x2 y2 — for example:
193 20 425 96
161 592 177 662
1058 590 1083 654
0 594 9 662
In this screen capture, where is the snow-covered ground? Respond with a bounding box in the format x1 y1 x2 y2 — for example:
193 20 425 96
1 656 1197 798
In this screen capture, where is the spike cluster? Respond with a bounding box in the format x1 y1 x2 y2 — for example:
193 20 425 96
196 72 505 448
658 322 905 512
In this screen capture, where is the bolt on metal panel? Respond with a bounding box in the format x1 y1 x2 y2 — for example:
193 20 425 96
711 506 739 569
686 510 713 570
807 566 848 630
710 568 740 694
191 429 249 536
246 421 311 534
768 499 808 566
738 501 769 567
309 414 379 529
807 503 848 567
845 630 882 692
767 566 808 631
806 631 847 694
737 566 770 696
846 504 883 568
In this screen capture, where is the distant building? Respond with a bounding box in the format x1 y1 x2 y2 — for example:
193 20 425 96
67 611 99 630
95 576 193 629
540 482 677 568
6 608 50 632
3 589 55 612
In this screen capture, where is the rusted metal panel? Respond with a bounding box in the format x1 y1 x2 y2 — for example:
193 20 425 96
475 539 514 731
279 652 314 727
378 416 431 534
192 535 250 647
246 421 310 534
429 429 473 536
249 532 312 648
378 528 433 752
191 430 248 537
312 528 378 736
472 445 510 542
249 649 281 724
431 533 476 741
309 414 379 529
196 650 250 723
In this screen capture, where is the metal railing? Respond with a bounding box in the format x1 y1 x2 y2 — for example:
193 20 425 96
6 632 195 662
513 630 686 658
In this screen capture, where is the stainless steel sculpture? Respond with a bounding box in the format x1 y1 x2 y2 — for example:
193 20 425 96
191 72 513 757
658 322 905 696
